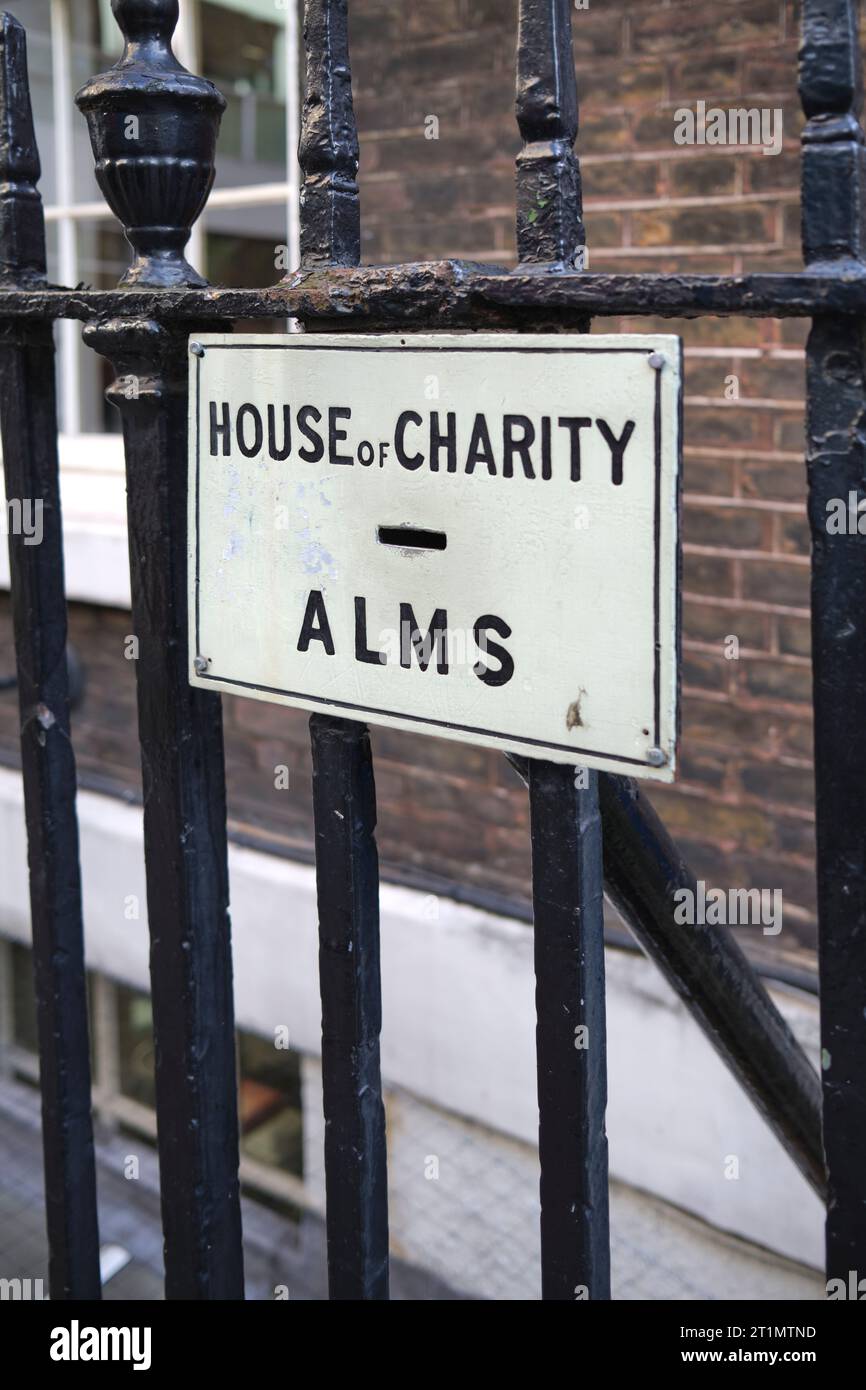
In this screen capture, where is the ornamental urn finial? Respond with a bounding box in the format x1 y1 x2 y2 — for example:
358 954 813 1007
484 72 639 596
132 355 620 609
75 0 225 288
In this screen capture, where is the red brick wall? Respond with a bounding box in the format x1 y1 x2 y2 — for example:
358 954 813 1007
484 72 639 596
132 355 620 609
349 0 820 955
0 1 826 966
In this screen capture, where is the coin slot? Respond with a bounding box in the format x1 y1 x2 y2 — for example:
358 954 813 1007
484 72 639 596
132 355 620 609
377 526 447 551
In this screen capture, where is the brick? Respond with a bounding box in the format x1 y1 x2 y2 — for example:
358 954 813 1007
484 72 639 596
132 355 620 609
740 759 814 809
582 159 659 199
683 601 769 650
740 656 813 703
684 358 746 399
746 151 801 193
577 61 666 110
667 155 739 198
679 749 729 791
684 503 766 550
741 458 805 503
776 816 817 860
777 511 809 556
646 787 776 851
742 55 799 92
741 557 810 607
683 455 736 497
570 13 623 59
683 551 736 597
632 0 782 55
737 356 804 401
682 696 779 749
777 615 812 658
580 109 632 153
670 52 742 97
369 726 494 781
679 316 768 349
583 211 625 248
682 650 731 693
775 714 814 760
775 416 807 453
636 203 774 248
231 695 311 745
404 1 463 41
686 404 763 450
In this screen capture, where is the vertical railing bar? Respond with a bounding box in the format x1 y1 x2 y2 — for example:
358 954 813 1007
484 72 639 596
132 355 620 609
529 764 610 1299
0 12 101 1301
515 0 611 1299
515 0 584 269
799 0 866 1282
310 716 389 1299
298 0 390 1299
76 0 244 1298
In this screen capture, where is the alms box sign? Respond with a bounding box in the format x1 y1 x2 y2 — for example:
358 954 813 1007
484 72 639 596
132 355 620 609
188 333 682 780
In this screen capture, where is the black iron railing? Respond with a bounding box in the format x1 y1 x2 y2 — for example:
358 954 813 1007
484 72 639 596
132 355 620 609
0 0 860 1301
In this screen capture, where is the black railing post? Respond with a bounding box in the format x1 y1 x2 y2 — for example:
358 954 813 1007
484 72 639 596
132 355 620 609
515 0 584 270
298 0 389 1302
508 754 826 1202
0 12 101 1301
529 763 610 1300
310 716 389 1299
515 0 610 1300
800 0 866 1281
77 0 244 1298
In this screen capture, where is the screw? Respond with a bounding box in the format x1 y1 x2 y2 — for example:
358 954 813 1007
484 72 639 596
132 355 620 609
648 352 665 370
193 654 210 674
646 746 667 767
190 341 205 358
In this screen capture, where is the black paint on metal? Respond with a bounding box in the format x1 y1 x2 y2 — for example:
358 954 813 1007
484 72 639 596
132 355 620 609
299 2 389 1301
1 268 866 325
0 0 858 1302
310 715 389 1301
77 1 243 1300
84 315 245 1300
800 0 866 1276
0 12 100 1301
599 772 826 1200
517 0 609 1299
298 0 360 267
509 753 825 1198
75 0 224 288
516 0 583 268
517 0 614 1295
529 763 610 1300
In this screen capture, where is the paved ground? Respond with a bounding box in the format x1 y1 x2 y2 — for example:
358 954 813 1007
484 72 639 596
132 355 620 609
0 1076 822 1301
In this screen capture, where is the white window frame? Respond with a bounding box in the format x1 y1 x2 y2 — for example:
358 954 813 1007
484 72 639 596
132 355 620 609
1 0 301 606
46 0 300 441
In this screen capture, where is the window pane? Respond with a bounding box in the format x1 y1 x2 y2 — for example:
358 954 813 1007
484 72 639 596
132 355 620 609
207 230 281 288
11 942 38 1055
202 0 289 184
238 1030 303 1179
116 984 156 1111
9 943 96 1074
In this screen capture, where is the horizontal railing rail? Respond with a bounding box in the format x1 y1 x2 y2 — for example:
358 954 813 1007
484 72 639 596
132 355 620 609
0 269 865 322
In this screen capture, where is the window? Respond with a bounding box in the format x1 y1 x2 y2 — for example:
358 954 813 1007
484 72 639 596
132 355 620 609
1 942 305 1198
7 940 95 1083
116 982 157 1111
113 979 304 1183
10 940 39 1056
10 0 300 438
